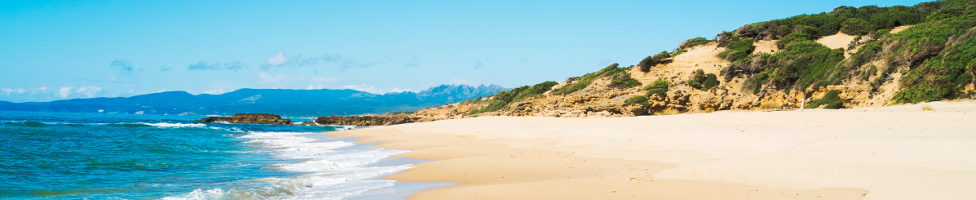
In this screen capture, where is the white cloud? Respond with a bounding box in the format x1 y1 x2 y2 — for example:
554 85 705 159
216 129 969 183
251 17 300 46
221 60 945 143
76 87 101 98
267 52 289 66
59 87 73 98
341 84 379 93
389 88 411 93
201 89 226 95
306 85 327 90
58 86 102 99
0 88 27 95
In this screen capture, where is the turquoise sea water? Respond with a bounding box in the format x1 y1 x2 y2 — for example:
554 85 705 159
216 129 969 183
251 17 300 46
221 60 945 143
0 111 414 199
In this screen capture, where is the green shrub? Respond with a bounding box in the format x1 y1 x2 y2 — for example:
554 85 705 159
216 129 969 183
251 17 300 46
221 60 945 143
894 32 976 103
743 72 769 94
679 37 711 49
512 81 558 102
468 100 508 114
687 69 720 90
840 18 872 35
468 81 559 114
717 37 755 62
721 3 928 42
845 40 882 69
890 1 976 103
769 40 846 90
553 63 620 95
703 74 719 90
644 80 669 97
776 32 814 49
670 49 688 57
806 90 844 109
624 96 651 107
639 51 672 72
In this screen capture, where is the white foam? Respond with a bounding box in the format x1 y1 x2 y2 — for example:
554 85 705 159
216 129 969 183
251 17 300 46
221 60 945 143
161 188 225 200
246 131 412 199
163 131 412 199
141 122 207 128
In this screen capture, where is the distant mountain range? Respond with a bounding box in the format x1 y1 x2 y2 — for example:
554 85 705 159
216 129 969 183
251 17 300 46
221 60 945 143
0 84 506 117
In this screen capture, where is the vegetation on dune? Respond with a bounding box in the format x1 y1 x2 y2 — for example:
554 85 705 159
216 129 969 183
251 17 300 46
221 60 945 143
468 81 559 115
894 28 976 103
638 51 672 72
458 0 976 116
716 36 755 62
687 69 720 90
806 90 844 109
732 4 923 40
725 39 845 93
609 71 642 89
553 63 636 95
719 0 976 103
624 96 651 107
644 80 670 97
891 0 976 103
679 37 712 49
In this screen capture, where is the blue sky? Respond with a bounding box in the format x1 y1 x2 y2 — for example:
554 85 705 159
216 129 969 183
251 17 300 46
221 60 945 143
0 0 928 102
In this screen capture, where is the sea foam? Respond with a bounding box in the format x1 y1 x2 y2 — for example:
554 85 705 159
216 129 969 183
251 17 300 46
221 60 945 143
167 131 411 199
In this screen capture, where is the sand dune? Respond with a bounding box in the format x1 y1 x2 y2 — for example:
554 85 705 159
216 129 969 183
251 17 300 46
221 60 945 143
329 100 976 200
816 32 856 50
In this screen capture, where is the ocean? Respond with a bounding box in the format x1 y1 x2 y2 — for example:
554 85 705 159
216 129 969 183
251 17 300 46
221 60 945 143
0 111 431 199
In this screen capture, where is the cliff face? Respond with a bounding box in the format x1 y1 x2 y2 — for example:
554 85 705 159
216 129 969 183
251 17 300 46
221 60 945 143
195 113 293 125
411 0 976 120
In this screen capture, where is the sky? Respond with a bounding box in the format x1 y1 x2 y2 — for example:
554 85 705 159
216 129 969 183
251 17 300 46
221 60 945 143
0 0 929 102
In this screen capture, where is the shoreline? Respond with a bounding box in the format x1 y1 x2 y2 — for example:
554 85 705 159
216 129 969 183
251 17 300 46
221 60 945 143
327 101 976 200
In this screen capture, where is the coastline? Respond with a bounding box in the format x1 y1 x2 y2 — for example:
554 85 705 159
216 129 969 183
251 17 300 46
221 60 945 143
327 100 976 200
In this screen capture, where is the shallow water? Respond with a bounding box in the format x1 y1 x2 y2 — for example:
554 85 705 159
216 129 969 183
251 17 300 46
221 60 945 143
0 111 426 199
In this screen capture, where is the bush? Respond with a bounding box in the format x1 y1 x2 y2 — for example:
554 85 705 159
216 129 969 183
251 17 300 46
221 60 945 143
512 81 558 102
892 1 976 103
609 71 641 89
743 72 769 94
468 100 508 114
844 40 882 69
687 69 720 90
639 51 672 72
894 33 976 103
840 18 872 35
553 63 621 95
670 49 688 57
469 81 559 114
624 96 651 107
717 37 755 62
679 37 711 49
776 32 814 49
644 80 669 97
721 2 929 42
806 90 843 109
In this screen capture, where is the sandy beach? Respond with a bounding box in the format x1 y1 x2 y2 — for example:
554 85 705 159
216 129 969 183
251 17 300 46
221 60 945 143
328 100 976 200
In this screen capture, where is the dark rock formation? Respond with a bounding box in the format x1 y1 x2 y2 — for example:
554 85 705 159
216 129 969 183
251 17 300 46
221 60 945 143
194 113 292 125
315 114 419 126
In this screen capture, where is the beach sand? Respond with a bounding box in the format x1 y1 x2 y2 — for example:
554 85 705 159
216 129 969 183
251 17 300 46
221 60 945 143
327 100 976 200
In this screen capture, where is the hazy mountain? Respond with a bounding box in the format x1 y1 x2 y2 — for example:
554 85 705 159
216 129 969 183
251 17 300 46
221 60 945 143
0 84 506 117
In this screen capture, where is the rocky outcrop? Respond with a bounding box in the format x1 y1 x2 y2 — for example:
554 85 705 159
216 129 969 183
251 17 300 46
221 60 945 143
315 114 419 126
194 113 292 125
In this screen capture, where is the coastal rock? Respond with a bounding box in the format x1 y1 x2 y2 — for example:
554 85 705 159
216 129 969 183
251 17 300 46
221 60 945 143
315 114 419 126
194 113 292 125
